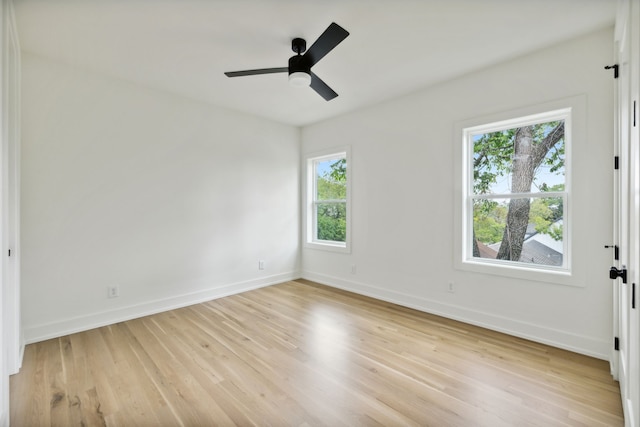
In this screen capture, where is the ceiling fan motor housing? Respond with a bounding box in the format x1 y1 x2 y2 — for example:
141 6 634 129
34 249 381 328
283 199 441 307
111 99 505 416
291 38 307 54
289 37 310 77
288 54 310 75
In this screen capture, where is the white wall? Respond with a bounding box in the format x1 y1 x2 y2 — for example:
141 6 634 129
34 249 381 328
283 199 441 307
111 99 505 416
20 53 300 342
302 28 615 359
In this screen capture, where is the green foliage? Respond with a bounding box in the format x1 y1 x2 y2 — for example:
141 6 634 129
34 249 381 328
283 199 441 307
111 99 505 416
317 203 346 242
473 200 507 244
317 158 346 200
328 158 346 182
474 195 563 246
316 158 347 242
317 175 346 200
530 194 563 241
539 122 565 174
547 224 563 241
473 129 515 194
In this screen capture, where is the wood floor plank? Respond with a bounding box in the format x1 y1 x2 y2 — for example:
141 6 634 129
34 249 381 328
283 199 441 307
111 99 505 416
11 280 624 426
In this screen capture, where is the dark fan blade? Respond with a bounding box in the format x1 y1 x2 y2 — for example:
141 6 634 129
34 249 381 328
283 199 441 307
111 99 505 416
224 67 288 77
303 22 349 67
310 72 338 101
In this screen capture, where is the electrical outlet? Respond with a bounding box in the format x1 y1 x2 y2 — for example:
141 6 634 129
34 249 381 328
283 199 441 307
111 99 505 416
447 282 455 293
108 285 120 298
350 264 357 274
258 260 265 270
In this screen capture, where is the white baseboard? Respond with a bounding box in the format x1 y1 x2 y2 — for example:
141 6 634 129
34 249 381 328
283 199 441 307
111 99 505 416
302 270 610 360
624 398 635 427
24 270 609 360
16 341 25 373
24 271 300 344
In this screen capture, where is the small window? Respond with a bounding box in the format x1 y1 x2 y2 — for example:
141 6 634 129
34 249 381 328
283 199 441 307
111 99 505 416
463 109 569 272
305 148 350 252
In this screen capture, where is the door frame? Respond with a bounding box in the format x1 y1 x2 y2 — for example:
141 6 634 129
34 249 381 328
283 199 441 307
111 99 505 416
0 0 20 425
613 1 639 425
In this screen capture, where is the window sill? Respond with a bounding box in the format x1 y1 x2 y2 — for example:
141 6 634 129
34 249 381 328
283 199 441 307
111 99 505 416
456 258 581 287
304 240 350 254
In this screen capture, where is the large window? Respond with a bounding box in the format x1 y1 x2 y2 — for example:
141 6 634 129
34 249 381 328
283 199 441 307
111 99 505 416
463 109 570 272
305 148 350 252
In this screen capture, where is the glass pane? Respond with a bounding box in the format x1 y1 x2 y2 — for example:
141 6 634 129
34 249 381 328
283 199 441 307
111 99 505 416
316 157 347 201
472 120 565 195
316 202 346 242
472 197 563 267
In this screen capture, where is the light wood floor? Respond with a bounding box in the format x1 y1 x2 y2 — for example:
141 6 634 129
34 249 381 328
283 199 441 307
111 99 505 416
11 280 623 426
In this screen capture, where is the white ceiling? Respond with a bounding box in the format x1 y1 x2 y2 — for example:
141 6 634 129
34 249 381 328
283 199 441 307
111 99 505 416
14 0 617 127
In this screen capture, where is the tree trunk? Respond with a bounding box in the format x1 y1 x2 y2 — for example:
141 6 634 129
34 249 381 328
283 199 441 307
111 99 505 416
497 126 535 260
472 230 480 257
496 197 531 260
496 122 564 261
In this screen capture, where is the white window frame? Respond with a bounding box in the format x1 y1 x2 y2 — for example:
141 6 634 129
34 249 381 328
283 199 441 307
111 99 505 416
304 147 351 253
454 97 586 286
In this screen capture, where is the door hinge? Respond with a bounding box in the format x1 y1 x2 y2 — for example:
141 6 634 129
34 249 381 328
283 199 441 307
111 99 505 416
634 101 637 127
604 245 619 260
605 64 619 78
614 156 619 170
633 283 636 309
615 337 620 351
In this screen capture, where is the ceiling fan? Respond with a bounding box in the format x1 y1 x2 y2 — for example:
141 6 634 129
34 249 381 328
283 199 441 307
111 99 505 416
224 22 349 101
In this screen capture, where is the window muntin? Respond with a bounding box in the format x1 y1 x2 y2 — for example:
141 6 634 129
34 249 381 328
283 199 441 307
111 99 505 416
464 109 569 271
306 149 350 251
